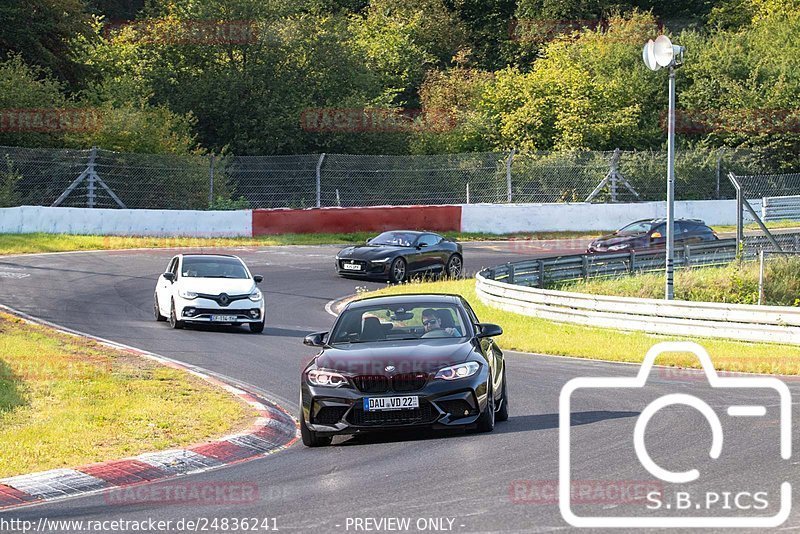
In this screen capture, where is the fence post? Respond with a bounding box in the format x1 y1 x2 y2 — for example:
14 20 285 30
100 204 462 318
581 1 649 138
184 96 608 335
629 250 636 273
86 146 97 208
683 243 691 268
758 249 765 305
581 255 588 281
315 153 326 208
466 182 470 204
538 259 545 288
610 148 620 202
506 263 515 284
209 154 215 207
715 149 723 199
505 149 515 203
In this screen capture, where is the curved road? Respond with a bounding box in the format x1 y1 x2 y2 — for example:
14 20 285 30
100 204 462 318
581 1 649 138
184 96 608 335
0 241 797 533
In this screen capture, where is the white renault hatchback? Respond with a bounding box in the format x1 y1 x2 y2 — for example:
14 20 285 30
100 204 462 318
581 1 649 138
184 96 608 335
154 254 266 332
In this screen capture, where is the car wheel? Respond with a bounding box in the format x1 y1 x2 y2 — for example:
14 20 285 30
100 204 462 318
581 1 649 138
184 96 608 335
389 257 407 283
153 294 166 322
169 300 184 330
445 254 463 279
300 409 333 447
249 320 265 333
476 380 495 433
496 368 509 422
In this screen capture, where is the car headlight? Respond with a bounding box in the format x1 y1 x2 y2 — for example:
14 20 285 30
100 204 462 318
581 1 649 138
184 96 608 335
608 243 629 251
371 257 392 263
307 369 349 387
434 361 480 380
178 289 198 299
249 289 263 301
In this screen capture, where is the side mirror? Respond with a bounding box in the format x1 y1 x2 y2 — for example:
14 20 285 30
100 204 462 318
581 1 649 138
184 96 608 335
253 275 263 283
476 323 503 338
366 238 372 244
303 331 328 347
417 242 428 249
650 231 662 239
162 272 175 282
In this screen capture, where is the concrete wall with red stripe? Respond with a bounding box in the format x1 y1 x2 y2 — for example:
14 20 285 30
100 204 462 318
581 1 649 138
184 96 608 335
0 200 739 237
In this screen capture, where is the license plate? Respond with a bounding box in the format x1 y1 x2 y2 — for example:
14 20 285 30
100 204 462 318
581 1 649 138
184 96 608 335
210 315 237 322
364 396 419 411
343 263 362 271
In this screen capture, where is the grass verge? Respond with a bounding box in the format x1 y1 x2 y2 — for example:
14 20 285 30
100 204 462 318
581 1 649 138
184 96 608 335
0 313 254 477
365 279 800 375
0 231 605 256
558 257 800 306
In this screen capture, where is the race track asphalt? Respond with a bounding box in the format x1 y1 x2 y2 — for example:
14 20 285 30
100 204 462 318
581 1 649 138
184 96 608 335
0 240 797 533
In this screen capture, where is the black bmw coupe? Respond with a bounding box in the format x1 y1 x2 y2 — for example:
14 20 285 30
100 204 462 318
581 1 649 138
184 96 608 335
300 294 508 446
335 231 463 283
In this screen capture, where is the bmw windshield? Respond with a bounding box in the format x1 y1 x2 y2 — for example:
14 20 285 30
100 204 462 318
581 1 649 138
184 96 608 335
330 303 468 344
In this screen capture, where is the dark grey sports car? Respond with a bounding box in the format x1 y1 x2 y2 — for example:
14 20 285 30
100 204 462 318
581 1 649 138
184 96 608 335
335 231 463 283
300 293 508 447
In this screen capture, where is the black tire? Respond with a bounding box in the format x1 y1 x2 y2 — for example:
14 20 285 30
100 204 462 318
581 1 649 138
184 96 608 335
476 379 495 433
300 410 333 447
389 257 407 283
496 369 509 422
153 294 166 322
168 300 184 330
445 253 463 279
249 320 265 333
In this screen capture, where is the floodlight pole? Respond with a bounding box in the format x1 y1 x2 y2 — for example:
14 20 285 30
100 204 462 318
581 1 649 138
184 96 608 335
665 67 676 300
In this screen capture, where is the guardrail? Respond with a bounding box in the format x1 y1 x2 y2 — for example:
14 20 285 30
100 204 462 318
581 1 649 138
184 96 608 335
476 234 800 344
762 195 800 222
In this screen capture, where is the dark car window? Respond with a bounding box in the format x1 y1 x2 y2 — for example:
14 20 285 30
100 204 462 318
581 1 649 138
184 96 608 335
170 257 179 277
181 256 249 279
330 302 468 344
370 231 417 247
617 221 653 235
417 234 440 247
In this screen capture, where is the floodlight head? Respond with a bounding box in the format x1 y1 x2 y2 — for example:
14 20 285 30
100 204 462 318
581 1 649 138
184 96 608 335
654 35 684 67
642 39 660 71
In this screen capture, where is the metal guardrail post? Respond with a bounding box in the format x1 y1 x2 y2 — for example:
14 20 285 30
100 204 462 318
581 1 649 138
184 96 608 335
683 243 691 268
581 255 589 280
506 263 515 284
629 250 636 273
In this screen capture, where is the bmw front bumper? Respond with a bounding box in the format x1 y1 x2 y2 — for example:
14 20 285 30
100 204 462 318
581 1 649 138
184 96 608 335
300 368 490 437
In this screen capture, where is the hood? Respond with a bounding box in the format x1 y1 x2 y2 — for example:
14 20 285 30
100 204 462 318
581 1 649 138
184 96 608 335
337 245 408 260
316 338 475 375
178 278 256 295
591 233 645 247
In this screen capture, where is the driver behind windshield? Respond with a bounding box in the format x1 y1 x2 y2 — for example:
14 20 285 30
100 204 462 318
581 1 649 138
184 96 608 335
420 308 458 338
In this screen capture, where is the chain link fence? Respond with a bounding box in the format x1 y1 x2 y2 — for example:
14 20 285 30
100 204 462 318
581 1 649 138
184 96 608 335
0 145 784 210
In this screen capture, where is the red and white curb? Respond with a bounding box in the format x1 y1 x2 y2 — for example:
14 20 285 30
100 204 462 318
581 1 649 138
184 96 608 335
0 304 299 510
